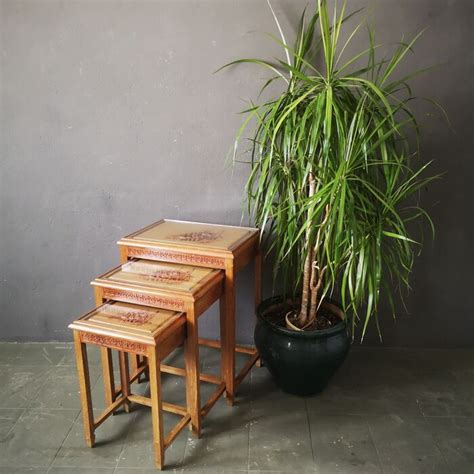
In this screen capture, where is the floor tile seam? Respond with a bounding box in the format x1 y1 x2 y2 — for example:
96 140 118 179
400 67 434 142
114 384 153 466
367 418 385 474
23 366 57 410
1 406 27 446
181 414 191 464
21 407 82 412
25 358 98 412
0 363 58 368
58 359 103 368
0 342 73 345
420 409 452 470
422 414 474 418
114 409 139 472
0 361 74 370
56 348 75 367
246 403 251 473
306 409 435 418
46 408 82 473
90 369 105 391
304 399 317 468
0 404 30 410
0 461 50 469
364 413 427 420
176 402 189 467
5 347 73 368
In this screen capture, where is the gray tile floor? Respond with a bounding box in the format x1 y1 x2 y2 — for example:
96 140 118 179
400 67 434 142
0 342 473 473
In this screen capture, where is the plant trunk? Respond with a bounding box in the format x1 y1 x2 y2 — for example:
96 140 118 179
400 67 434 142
308 264 325 324
297 174 316 327
307 204 330 327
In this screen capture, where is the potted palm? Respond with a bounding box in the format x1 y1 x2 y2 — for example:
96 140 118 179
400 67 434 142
220 0 438 395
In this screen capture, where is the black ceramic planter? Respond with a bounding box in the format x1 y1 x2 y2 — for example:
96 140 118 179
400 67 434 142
254 295 350 396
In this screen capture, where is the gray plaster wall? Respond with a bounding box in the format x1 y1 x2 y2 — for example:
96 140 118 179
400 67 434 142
1 0 472 347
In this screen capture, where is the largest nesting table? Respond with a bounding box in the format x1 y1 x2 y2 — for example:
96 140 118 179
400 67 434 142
116 219 261 405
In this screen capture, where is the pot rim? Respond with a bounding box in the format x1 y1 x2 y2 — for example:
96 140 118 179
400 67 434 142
257 294 348 339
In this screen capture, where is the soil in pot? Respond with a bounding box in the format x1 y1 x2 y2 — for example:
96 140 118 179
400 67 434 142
261 298 341 331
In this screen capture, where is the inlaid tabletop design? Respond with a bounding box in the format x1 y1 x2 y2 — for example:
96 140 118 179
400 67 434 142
70 301 183 343
96 259 217 293
121 219 257 252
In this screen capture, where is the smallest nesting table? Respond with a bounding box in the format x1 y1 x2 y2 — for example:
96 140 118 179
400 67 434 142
69 301 189 470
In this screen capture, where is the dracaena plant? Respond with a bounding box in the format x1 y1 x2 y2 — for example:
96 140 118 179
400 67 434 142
220 0 439 338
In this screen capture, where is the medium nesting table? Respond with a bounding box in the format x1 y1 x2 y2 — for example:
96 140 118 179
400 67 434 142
92 258 224 437
117 219 262 405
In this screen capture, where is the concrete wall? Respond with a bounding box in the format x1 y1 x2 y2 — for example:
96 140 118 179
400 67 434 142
1 0 472 347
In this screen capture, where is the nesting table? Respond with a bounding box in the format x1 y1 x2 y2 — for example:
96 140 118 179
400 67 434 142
117 219 262 404
69 301 189 469
70 218 261 469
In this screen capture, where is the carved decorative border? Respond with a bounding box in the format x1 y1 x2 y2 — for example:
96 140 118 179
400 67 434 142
103 287 185 311
127 246 225 269
81 332 148 355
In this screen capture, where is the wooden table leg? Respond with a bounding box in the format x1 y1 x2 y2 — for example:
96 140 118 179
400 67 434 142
73 331 95 447
118 351 131 413
184 305 201 437
221 260 236 405
148 345 165 470
100 347 116 405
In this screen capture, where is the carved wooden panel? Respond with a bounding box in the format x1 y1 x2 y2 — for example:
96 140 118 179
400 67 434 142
117 309 152 325
127 246 226 269
80 332 148 355
146 269 192 283
168 230 223 244
103 287 185 311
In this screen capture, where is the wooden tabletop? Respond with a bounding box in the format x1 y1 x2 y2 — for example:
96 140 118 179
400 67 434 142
96 259 218 292
69 301 184 345
118 219 258 254
92 259 223 301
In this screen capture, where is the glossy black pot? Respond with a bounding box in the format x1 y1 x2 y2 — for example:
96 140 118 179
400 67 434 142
254 295 350 396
